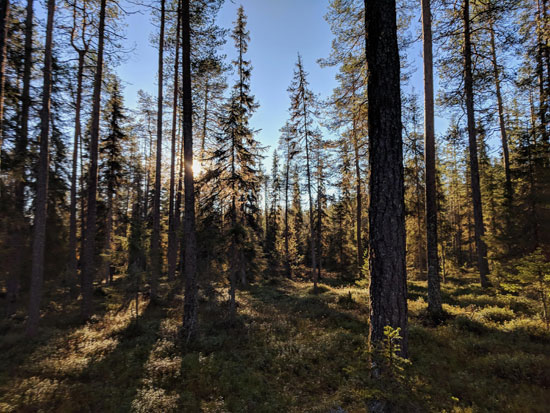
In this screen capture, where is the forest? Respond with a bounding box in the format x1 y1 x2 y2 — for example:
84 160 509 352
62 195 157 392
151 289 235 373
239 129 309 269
0 0 549 411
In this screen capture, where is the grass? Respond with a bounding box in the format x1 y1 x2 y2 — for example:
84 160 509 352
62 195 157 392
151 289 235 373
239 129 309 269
0 273 549 412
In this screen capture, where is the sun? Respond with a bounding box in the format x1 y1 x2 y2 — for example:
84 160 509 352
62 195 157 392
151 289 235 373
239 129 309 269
192 159 203 176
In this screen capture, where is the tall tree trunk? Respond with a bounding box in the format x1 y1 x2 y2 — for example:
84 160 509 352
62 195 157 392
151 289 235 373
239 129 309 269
81 0 106 320
488 18 512 200
352 125 363 275
536 0 549 145
175 121 184 274
167 0 181 281
6 0 32 317
181 0 198 342
25 0 55 336
0 0 9 163
463 0 490 287
365 0 408 356
150 0 165 300
102 191 113 284
316 155 323 282
68 51 85 290
421 0 443 318
284 158 291 278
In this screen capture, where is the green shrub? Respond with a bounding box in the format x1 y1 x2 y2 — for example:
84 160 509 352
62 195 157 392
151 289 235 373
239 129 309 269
478 306 515 323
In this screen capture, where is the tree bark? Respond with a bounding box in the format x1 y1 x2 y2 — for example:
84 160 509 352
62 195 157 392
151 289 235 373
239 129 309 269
463 0 490 287
365 0 408 356
0 0 9 161
68 0 90 292
284 156 291 278
6 0 32 317
150 0 165 300
167 0 181 281
81 0 106 320
181 0 198 342
68 50 85 291
421 0 443 318
25 0 55 337
352 124 363 275
488 18 512 200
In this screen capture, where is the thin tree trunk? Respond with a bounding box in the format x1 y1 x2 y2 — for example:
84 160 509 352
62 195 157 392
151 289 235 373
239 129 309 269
68 51 85 290
81 0 106 320
175 121 184 274
0 0 9 163
421 0 443 318
352 125 363 275
536 0 548 145
167 0 181 281
488 18 512 200
181 0 198 342
150 0 165 300
365 0 408 357
299 68 317 288
102 191 113 284
463 0 490 287
25 0 55 336
284 157 291 278
6 0 32 317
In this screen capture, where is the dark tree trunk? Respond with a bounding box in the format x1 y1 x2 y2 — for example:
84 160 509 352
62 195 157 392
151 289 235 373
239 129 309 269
0 0 9 157
284 158 291 278
352 125 363 275
150 0 165 300
181 0 198 342
68 0 90 293
102 191 113 284
536 0 548 145
25 0 55 337
81 0 106 320
68 51 85 291
365 0 408 356
463 0 490 287
421 0 443 318
488 18 512 201
6 0 32 317
167 0 181 281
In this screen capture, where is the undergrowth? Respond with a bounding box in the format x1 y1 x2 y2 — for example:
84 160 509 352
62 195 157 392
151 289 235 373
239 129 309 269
0 274 549 412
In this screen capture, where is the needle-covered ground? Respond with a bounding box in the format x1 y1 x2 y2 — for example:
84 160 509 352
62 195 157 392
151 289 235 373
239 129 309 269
1 273 549 412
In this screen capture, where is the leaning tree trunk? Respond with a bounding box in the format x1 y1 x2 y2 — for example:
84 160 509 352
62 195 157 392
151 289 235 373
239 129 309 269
365 0 408 357
150 0 165 300
181 0 198 343
81 0 106 320
421 0 443 319
167 0 181 281
25 0 55 337
463 0 490 287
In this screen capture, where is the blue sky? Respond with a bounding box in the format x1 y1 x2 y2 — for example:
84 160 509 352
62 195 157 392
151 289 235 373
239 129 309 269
119 0 340 156
116 1 465 160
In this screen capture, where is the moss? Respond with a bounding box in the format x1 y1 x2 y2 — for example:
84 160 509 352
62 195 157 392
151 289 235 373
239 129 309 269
0 275 549 412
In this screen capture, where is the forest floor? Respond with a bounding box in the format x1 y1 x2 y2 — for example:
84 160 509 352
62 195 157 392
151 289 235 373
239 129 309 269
1 272 549 412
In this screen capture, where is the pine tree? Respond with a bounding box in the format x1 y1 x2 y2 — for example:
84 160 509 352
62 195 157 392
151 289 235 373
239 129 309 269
365 0 408 357
287 54 321 289
421 0 443 318
25 0 55 336
81 0 107 320
207 5 262 318
100 77 127 285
